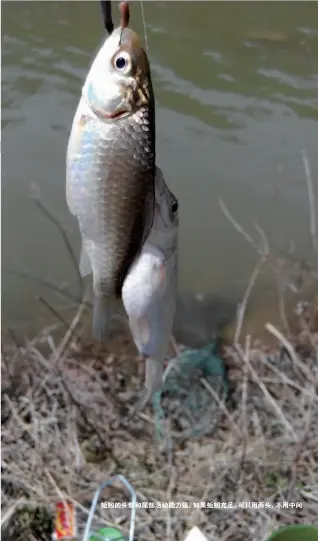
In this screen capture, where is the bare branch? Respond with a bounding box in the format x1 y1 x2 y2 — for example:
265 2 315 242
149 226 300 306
52 300 87 366
5 267 91 307
234 256 267 345
219 197 261 254
36 295 70 328
30 182 84 292
265 322 312 380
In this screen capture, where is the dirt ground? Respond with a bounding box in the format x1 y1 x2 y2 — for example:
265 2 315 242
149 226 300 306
2 296 318 541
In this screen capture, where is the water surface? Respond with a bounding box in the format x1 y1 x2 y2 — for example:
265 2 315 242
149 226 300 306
2 1 318 332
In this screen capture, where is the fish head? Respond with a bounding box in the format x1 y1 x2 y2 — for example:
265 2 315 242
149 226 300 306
83 27 153 120
147 167 179 259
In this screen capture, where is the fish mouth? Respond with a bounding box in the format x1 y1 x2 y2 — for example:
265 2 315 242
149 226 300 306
90 105 131 121
103 109 130 119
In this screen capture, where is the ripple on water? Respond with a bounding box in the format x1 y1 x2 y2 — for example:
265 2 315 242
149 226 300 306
258 68 318 92
298 27 318 38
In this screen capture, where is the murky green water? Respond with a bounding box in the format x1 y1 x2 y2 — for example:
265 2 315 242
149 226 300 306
2 1 318 332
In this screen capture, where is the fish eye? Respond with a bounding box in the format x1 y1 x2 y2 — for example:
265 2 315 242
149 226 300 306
171 200 178 213
113 51 132 74
115 56 126 70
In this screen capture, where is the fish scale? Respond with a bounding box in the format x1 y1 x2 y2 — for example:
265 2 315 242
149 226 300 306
69 104 155 292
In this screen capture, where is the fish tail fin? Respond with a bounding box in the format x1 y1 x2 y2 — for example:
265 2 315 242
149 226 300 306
145 356 164 395
92 294 118 342
132 357 164 415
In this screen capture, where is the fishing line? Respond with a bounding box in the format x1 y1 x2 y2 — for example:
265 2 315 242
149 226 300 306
140 0 149 54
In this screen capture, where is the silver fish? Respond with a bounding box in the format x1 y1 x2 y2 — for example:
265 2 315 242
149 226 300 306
66 25 156 341
122 166 179 412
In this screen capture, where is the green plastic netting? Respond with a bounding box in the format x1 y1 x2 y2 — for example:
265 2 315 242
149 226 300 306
152 341 228 449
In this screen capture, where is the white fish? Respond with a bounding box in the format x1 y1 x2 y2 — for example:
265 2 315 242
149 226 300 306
122 166 179 412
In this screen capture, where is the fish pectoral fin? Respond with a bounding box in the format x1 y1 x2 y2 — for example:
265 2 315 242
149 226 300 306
79 243 92 277
145 356 164 394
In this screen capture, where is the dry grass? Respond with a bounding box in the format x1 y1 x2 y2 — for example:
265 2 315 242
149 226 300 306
1 298 318 541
